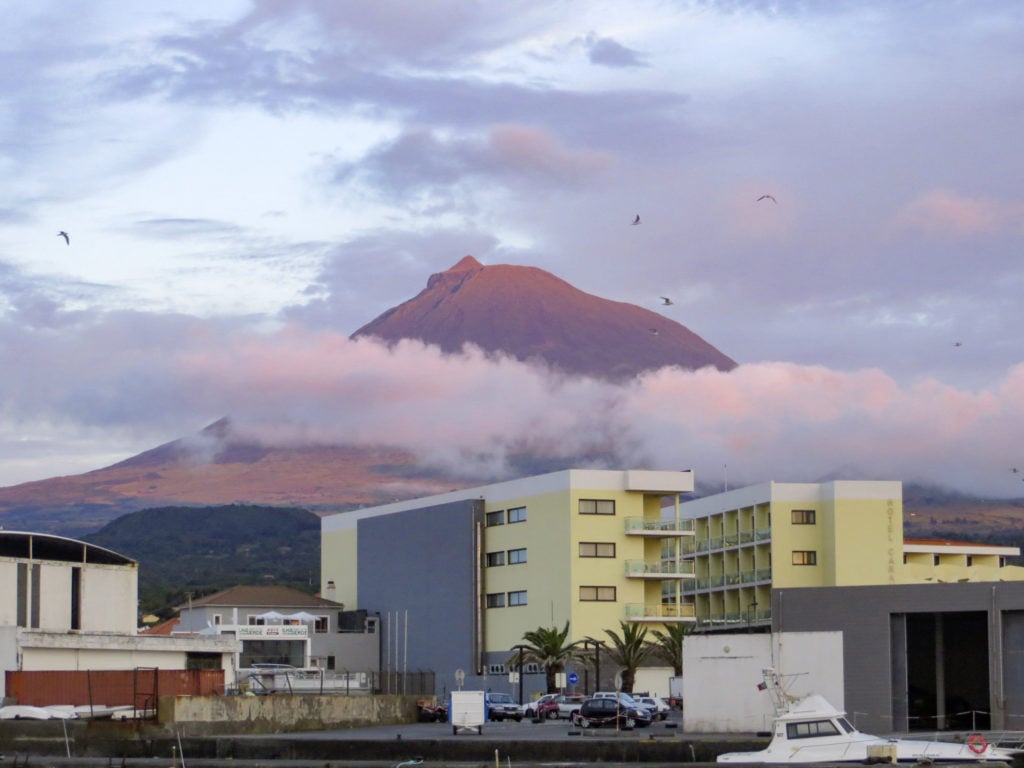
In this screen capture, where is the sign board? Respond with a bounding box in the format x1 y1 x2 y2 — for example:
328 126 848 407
568 672 579 686
556 672 566 688
236 625 308 638
508 671 520 684
449 690 485 735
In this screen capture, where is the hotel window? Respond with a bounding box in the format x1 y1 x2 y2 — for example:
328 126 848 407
791 509 816 525
579 499 616 515
508 506 527 523
792 550 817 566
579 542 616 558
486 510 505 527
314 616 328 634
508 590 528 606
579 586 617 602
508 548 527 564
486 593 506 608
486 551 505 567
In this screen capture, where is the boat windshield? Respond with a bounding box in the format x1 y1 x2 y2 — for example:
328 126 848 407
786 719 842 739
837 717 855 733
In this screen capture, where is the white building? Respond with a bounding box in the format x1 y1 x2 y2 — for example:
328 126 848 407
0 530 239 704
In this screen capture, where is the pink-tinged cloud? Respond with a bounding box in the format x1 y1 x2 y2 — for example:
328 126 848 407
488 124 610 181
167 329 1024 496
896 188 1024 235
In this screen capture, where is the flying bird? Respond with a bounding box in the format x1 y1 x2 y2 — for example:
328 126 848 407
756 195 777 204
632 214 641 225
660 297 673 306
953 341 962 347
58 231 69 245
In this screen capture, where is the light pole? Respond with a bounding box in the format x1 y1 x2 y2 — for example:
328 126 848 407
512 644 528 704
584 637 606 693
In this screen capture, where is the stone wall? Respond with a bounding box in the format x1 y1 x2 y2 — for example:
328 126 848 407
157 693 421 734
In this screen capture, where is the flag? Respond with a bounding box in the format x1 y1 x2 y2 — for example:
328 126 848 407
756 682 767 691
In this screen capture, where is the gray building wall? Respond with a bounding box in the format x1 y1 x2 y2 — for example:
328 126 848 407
358 499 484 696
773 581 1024 733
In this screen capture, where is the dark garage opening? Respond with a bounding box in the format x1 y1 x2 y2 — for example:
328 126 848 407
905 612 989 731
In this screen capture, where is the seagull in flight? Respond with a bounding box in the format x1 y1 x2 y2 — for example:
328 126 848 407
660 296 673 306
756 195 777 204
58 231 70 245
953 341 962 347
632 214 641 225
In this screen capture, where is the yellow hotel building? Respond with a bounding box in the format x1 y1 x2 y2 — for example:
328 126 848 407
679 480 1023 631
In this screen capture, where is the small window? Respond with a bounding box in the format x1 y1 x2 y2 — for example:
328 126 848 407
508 506 527 524
791 509 816 525
792 550 817 566
508 590 528 607
327 655 336 670
579 542 616 558
248 615 264 626
314 616 328 634
212 614 222 625
486 510 505 527
579 586 617 602
933 554 940 566
579 499 616 515
508 548 527 564
787 719 840 739
488 664 507 674
486 551 505 567
966 555 973 566
486 593 505 608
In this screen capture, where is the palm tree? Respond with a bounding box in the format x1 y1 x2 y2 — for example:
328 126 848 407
510 621 583 693
603 621 653 693
648 622 692 677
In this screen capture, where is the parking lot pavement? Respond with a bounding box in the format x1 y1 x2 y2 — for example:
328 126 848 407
276 710 686 741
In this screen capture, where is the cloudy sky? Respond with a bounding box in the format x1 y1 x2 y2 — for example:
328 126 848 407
2 1 1024 497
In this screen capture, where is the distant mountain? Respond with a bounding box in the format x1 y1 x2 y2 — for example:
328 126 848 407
0 418 461 537
352 256 737 380
84 504 322 617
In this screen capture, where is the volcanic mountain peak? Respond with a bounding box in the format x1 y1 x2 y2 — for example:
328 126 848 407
353 256 737 381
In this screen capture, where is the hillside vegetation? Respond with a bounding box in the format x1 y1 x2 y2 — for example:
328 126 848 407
84 504 321 618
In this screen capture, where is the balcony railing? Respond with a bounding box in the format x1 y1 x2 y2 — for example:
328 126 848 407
682 568 772 592
624 559 695 578
694 527 772 552
624 602 697 622
623 518 695 536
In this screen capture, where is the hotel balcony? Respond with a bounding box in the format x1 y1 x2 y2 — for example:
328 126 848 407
682 568 772 593
624 559 696 579
624 518 695 537
692 527 771 553
625 602 697 623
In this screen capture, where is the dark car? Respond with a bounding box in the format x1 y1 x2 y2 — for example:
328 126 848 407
485 692 523 722
572 697 652 729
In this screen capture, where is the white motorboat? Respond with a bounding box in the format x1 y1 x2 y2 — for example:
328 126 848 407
718 671 1020 764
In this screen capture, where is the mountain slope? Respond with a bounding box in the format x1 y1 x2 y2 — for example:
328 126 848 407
352 256 737 380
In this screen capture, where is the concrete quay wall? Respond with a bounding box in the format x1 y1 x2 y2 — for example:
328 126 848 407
158 692 418 733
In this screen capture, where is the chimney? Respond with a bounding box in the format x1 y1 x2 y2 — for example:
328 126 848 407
326 580 337 602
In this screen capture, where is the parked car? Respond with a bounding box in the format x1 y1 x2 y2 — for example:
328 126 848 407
594 691 649 712
485 692 523 722
536 696 585 720
572 697 652 729
635 695 671 721
521 693 558 718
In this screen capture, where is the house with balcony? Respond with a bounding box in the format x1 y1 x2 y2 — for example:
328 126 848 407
320 469 696 697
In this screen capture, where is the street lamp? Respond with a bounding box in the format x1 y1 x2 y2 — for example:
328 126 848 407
583 637 606 694
511 644 529 704
747 600 759 633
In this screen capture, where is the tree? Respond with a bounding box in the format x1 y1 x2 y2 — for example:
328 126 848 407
648 622 692 677
510 621 583 693
603 621 653 693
